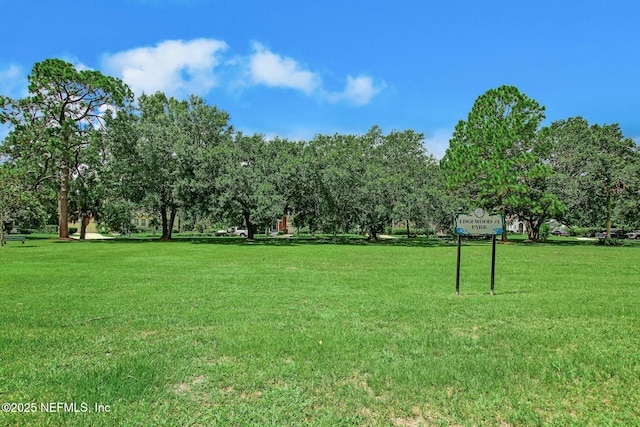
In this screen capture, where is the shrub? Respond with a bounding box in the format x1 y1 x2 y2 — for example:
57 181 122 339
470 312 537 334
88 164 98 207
597 237 624 246
39 224 59 234
539 224 550 241
68 227 78 235
423 227 436 237
572 227 597 237
390 227 425 236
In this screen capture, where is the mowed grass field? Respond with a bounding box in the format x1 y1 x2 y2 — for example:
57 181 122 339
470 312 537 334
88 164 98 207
1 237 639 426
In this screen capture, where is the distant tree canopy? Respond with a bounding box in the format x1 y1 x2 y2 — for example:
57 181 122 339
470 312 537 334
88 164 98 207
0 162 47 238
545 117 639 235
2 60 639 241
292 127 442 239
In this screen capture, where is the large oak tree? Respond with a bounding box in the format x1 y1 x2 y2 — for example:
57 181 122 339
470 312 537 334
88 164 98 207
546 117 638 235
213 133 290 240
291 127 440 239
107 93 233 240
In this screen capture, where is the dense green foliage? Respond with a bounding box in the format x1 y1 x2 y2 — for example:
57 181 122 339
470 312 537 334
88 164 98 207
545 117 638 235
0 163 48 240
442 85 546 209
1 60 639 240
214 133 291 239
290 127 443 239
105 93 233 240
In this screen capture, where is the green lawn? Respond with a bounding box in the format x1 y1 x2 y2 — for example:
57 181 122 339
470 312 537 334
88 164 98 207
1 237 639 426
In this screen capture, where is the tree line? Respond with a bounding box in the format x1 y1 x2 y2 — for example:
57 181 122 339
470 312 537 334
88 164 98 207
1 59 638 241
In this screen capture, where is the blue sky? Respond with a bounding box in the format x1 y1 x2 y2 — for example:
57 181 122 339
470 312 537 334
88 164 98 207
1 0 638 158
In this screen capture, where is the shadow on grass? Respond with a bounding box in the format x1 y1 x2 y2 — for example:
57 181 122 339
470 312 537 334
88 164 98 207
37 235 640 248
510 238 640 248
507 239 597 247
74 235 457 248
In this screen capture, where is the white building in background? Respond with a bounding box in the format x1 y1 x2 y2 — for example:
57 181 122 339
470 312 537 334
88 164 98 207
506 215 528 234
505 216 562 235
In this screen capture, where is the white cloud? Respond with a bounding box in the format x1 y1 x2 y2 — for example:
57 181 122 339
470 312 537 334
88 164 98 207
0 64 27 143
0 64 28 98
57 55 93 72
99 38 383 105
425 128 454 160
328 75 385 106
248 42 321 95
101 38 228 98
245 45 383 105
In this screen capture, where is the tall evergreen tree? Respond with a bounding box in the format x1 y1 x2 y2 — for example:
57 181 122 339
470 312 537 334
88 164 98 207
441 85 549 240
0 59 132 238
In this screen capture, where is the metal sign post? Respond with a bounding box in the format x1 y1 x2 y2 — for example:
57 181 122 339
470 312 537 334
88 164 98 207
456 234 462 295
454 208 504 295
490 234 496 296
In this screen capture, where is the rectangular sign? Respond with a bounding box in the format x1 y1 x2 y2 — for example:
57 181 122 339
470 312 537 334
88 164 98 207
455 209 504 236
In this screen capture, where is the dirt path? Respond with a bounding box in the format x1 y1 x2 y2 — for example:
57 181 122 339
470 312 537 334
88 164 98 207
70 233 113 240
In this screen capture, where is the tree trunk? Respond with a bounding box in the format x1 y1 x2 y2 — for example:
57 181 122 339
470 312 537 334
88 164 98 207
80 216 90 240
605 190 612 238
167 208 177 240
247 221 255 240
500 209 508 242
369 227 378 241
0 211 5 246
406 220 410 238
526 220 535 240
242 210 254 240
160 207 169 241
58 157 70 239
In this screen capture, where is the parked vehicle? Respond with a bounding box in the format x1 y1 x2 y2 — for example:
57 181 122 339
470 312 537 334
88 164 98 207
609 230 627 239
596 229 628 239
216 226 248 237
229 227 248 237
551 229 570 237
626 230 640 240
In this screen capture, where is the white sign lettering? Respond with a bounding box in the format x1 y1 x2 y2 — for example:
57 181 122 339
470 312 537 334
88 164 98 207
455 210 504 235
